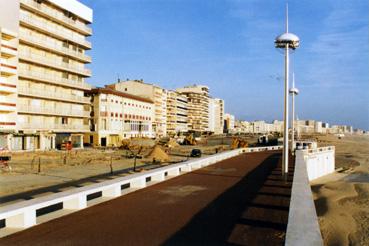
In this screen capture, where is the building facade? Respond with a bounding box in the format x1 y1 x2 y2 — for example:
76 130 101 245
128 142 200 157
107 80 167 138
224 113 235 133
166 90 188 135
88 87 154 146
0 0 93 150
0 18 18 149
176 85 209 133
208 98 224 135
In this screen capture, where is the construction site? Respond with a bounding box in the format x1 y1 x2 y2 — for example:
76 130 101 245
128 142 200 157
0 134 260 201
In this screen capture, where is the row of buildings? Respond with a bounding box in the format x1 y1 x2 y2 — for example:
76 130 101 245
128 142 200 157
0 0 227 150
88 81 225 147
231 119 362 135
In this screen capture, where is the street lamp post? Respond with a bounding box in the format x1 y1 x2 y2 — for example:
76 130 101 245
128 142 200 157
275 4 300 176
289 73 299 153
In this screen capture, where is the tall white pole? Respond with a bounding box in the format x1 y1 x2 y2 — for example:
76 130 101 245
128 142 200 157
282 44 289 175
291 73 295 153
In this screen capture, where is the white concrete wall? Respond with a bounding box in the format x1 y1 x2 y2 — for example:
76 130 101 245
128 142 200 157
285 149 324 246
301 146 335 181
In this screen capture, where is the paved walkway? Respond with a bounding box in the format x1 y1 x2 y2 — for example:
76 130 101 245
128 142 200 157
0 151 294 246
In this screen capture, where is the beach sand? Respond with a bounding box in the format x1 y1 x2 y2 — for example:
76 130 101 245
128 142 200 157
311 134 369 246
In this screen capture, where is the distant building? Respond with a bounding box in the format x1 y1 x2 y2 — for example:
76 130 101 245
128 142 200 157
176 85 210 133
208 98 224 135
87 87 154 146
224 113 235 133
107 80 167 138
314 121 323 133
166 90 189 135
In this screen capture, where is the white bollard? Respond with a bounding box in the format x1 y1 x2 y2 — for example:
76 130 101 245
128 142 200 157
64 195 87 210
7 210 36 228
102 185 121 198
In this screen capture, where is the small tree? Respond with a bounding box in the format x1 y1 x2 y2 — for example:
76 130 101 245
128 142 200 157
121 140 143 172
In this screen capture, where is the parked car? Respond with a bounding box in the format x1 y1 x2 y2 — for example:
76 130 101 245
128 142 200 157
190 149 202 157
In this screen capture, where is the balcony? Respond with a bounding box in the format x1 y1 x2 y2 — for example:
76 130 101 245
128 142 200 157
0 77 17 94
20 0 92 36
0 121 16 131
18 87 90 104
19 51 91 77
19 13 91 49
18 70 91 91
19 31 91 63
18 122 89 132
0 63 17 76
0 102 16 112
18 104 90 118
1 41 18 57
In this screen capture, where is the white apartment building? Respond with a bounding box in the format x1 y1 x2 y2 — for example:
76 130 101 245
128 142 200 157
0 0 93 150
88 87 154 146
166 90 189 135
176 85 209 133
107 80 167 138
224 113 235 133
208 98 224 135
0 19 18 149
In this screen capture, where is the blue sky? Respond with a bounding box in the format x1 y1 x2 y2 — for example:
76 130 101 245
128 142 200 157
81 0 368 130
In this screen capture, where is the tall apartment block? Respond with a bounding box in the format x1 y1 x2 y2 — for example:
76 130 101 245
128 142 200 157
87 87 154 147
107 80 167 138
166 90 189 136
0 0 93 150
224 113 235 133
209 98 224 135
176 85 209 133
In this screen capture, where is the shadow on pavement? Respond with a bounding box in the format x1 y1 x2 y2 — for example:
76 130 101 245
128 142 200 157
163 153 294 246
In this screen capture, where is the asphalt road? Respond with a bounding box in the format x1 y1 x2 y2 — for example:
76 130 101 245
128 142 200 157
0 151 294 246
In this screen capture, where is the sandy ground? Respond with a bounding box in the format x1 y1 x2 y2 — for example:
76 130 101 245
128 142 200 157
0 136 245 201
310 134 369 246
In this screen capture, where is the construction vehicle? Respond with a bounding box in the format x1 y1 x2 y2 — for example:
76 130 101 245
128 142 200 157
182 133 197 145
231 137 248 149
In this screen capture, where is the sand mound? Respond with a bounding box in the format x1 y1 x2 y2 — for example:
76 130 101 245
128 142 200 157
167 139 179 148
146 145 169 162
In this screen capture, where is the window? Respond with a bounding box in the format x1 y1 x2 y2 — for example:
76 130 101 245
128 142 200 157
102 119 107 130
62 117 68 125
62 72 69 79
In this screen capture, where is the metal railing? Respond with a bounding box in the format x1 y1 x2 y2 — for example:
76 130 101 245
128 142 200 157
19 31 91 62
17 104 90 118
17 86 90 104
19 13 91 48
18 70 91 90
19 122 89 131
19 51 91 76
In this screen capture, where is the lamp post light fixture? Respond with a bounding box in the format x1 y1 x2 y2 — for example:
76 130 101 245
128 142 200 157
275 4 300 176
289 73 299 153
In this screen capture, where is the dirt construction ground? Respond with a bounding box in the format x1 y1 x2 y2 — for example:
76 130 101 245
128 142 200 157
0 135 259 205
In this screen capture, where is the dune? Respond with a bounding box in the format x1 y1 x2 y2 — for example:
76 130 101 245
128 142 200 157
311 135 369 246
